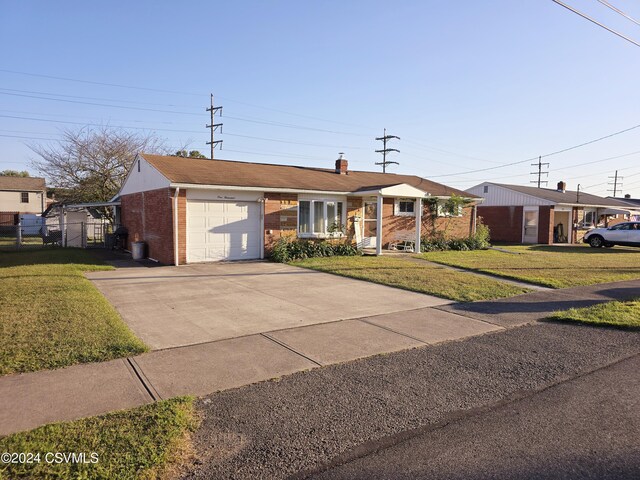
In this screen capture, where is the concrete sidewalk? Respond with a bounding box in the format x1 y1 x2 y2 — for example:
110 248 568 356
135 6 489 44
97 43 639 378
1 278 638 436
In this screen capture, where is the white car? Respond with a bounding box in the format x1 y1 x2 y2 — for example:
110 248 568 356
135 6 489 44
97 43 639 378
583 222 640 248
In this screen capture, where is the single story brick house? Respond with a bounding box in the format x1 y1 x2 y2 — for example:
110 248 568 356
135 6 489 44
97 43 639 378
466 181 639 244
115 153 479 264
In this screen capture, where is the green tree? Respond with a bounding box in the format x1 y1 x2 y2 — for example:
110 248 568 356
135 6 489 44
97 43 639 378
175 150 207 159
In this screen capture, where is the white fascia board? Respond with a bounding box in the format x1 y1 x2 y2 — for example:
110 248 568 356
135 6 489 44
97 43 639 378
170 183 350 196
557 202 638 210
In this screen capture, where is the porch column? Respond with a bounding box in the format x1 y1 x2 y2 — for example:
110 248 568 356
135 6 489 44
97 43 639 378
415 197 422 254
376 195 383 255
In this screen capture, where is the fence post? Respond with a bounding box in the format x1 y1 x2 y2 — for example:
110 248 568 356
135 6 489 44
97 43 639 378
81 222 86 248
16 221 22 248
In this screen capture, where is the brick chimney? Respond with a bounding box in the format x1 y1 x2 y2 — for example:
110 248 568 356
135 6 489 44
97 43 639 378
625 193 631 199
335 152 348 175
557 181 566 193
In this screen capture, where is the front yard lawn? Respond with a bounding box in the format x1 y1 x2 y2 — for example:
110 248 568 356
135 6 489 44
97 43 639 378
548 299 640 329
292 256 530 302
0 249 147 375
0 397 197 479
422 245 640 288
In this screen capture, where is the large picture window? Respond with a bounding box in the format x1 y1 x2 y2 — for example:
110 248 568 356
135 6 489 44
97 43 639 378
298 200 344 236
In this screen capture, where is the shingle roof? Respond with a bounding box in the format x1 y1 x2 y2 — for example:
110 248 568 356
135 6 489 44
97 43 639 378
0 176 46 192
492 183 631 207
142 154 477 198
610 196 640 207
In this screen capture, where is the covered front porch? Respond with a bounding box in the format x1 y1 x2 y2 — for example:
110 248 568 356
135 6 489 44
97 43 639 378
350 183 430 256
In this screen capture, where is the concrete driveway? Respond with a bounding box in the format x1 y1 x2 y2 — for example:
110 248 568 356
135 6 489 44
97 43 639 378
87 261 451 350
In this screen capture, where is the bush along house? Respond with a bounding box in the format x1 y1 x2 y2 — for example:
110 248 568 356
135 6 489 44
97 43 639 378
113 153 480 264
466 181 639 244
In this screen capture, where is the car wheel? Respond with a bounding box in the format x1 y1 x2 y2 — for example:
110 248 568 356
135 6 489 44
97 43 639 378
589 236 604 248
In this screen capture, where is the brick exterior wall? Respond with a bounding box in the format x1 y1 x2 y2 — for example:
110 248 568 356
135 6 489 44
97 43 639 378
264 193 298 253
120 187 175 264
477 206 524 243
382 198 417 245
424 205 475 241
538 206 554 244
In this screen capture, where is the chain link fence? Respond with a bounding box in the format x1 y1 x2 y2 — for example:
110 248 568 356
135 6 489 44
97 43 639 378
0 218 121 250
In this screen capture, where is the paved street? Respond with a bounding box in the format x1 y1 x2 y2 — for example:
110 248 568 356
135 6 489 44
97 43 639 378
314 354 640 480
185 321 640 479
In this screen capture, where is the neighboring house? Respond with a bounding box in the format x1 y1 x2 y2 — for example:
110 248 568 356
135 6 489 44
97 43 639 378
466 181 639 245
609 194 640 221
114 153 479 264
0 176 46 226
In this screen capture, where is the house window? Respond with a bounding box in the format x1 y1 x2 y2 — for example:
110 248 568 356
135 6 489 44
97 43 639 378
582 209 596 228
20 192 29 203
394 198 415 216
483 185 489 193
436 201 463 217
298 200 344 236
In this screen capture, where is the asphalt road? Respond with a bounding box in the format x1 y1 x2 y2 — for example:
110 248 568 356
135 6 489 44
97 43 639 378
184 321 640 479
314 354 640 480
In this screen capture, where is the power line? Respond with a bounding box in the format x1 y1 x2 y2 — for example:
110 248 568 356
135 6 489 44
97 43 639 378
0 69 376 130
596 0 640 27
429 121 640 178
551 0 640 48
607 170 624 196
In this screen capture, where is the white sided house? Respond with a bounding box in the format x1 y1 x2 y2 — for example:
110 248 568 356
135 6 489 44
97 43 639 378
115 153 479 264
466 181 638 244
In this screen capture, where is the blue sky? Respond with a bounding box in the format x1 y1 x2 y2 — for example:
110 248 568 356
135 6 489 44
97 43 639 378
2 0 640 197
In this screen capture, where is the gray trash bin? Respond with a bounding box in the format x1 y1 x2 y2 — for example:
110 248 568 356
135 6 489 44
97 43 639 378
131 241 146 260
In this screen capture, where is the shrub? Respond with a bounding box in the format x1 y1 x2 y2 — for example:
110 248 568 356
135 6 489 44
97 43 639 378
270 238 360 262
421 223 491 252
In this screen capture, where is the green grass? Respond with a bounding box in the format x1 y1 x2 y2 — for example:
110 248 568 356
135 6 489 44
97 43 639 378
0 397 198 480
548 299 640 329
292 256 530 302
421 245 640 288
0 249 147 375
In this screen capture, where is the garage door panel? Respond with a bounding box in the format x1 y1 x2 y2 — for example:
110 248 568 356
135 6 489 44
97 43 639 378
187 200 261 262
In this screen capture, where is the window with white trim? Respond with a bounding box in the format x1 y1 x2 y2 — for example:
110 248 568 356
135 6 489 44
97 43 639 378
298 200 345 236
436 202 463 217
582 209 596 228
394 198 415 216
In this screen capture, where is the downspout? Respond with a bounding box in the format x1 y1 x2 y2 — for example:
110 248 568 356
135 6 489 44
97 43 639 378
174 187 180 266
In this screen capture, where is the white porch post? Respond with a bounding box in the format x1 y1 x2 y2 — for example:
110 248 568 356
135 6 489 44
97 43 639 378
415 197 422 254
376 194 383 255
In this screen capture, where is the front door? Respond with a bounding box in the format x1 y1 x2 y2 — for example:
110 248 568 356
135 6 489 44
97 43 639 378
523 207 539 244
363 201 378 248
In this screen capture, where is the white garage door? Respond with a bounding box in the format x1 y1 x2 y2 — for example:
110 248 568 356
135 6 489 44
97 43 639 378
187 200 261 262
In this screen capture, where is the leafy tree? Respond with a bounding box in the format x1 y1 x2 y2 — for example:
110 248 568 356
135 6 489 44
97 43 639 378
0 170 30 177
175 150 207 159
30 126 166 204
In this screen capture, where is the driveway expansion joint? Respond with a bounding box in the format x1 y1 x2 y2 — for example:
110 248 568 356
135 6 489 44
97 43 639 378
125 358 161 401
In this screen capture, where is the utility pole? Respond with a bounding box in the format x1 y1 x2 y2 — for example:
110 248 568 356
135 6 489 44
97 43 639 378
206 94 223 159
375 128 400 173
576 184 581 204
530 156 549 188
607 170 623 197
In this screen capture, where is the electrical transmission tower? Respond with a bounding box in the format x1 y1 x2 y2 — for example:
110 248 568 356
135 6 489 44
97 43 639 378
375 128 400 173
607 170 623 197
530 156 549 188
206 94 223 159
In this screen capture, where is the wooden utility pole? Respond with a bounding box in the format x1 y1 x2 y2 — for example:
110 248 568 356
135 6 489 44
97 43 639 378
206 94 223 159
530 156 549 188
375 128 400 173
607 170 623 197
